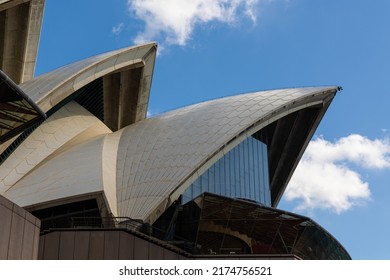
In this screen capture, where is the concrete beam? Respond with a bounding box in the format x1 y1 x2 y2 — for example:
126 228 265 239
0 0 30 12
0 0 44 83
103 66 144 131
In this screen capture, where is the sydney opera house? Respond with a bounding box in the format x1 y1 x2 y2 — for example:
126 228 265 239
0 0 350 260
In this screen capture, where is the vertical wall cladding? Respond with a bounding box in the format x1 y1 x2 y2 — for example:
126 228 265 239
38 230 188 260
0 195 41 259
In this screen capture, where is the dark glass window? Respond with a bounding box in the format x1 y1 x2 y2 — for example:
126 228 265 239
183 136 271 205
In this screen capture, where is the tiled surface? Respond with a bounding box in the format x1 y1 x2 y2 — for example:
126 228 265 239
0 43 155 154
2 102 117 214
1 86 337 224
20 42 157 114
0 102 110 195
5 133 108 208
115 87 338 222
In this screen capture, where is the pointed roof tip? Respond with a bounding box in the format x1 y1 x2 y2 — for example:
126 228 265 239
131 41 158 49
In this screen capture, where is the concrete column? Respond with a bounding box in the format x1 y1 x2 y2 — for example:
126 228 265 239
0 0 44 83
103 66 143 131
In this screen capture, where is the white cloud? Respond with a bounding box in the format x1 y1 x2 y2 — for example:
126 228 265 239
112 23 124 35
127 0 259 46
285 134 390 213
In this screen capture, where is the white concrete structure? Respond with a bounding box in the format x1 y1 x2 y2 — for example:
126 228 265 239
0 0 349 260
0 43 158 218
1 72 339 223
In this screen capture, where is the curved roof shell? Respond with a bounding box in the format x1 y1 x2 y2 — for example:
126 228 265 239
115 87 338 222
1 85 339 224
0 43 157 215
20 42 157 127
0 42 157 153
0 102 112 204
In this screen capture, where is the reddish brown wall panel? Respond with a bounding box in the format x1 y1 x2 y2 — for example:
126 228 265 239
148 242 164 260
21 219 35 259
59 231 75 260
163 248 180 260
38 230 187 260
42 231 60 260
73 232 90 260
134 237 149 260
104 231 120 259
0 203 12 259
8 212 24 259
89 231 104 260
0 195 40 260
118 231 134 259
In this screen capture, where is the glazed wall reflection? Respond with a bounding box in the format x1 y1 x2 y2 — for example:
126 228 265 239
183 136 271 205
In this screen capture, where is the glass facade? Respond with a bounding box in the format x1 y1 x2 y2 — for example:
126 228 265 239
183 135 271 205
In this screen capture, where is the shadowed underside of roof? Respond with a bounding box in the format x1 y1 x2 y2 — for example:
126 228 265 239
20 42 157 131
0 43 157 214
0 42 157 155
0 70 46 143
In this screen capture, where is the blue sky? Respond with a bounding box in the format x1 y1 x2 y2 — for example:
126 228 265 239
35 0 390 259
